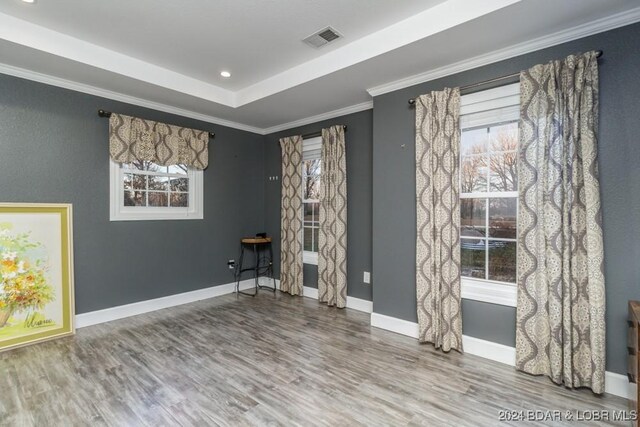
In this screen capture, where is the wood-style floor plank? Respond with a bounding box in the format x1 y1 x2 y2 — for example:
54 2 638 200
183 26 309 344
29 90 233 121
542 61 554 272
0 292 629 426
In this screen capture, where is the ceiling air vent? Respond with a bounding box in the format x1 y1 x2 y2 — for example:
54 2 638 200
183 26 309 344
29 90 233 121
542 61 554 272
303 26 342 48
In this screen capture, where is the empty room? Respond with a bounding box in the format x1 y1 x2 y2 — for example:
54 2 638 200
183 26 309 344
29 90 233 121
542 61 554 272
1 0 639 425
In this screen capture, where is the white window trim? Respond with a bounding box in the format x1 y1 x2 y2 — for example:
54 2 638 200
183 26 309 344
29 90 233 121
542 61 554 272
302 136 322 265
460 82 520 306
461 277 517 307
109 159 204 221
303 250 318 265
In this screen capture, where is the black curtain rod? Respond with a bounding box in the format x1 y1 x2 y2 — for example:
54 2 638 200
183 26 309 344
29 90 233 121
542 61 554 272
407 50 603 106
302 125 347 140
98 109 215 138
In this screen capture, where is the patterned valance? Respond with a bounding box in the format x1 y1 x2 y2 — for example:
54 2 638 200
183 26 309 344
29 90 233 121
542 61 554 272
109 113 209 169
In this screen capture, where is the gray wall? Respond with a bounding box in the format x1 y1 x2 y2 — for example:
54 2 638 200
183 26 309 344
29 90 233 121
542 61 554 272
372 23 640 374
0 74 265 314
1 22 637 376
264 110 373 301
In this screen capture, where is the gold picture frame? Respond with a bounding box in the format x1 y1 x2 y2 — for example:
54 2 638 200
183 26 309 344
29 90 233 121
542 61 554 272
0 203 75 352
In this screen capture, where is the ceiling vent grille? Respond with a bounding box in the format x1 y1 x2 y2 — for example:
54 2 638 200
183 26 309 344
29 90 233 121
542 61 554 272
303 26 342 48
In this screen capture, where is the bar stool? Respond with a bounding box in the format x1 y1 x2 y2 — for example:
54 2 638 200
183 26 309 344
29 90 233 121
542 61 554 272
234 236 277 296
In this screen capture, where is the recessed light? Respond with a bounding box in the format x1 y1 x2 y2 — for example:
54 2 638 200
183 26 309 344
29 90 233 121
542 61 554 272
21 0 36 3
220 71 231 78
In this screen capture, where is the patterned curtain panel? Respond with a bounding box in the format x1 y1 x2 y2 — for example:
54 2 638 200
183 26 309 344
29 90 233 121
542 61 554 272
279 135 304 296
415 88 463 352
516 51 606 394
318 125 348 308
109 113 208 169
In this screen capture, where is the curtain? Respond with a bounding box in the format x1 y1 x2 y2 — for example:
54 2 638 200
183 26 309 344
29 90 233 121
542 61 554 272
516 51 605 394
279 135 304 296
318 125 348 308
415 88 463 352
109 113 208 169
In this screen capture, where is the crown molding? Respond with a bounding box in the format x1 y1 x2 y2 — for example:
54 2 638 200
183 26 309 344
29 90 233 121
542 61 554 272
0 62 264 135
367 6 640 97
0 58 371 136
3 5 639 137
261 101 373 135
234 0 520 107
0 12 235 107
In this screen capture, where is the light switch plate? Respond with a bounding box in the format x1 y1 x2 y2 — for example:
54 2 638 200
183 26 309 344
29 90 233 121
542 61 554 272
363 271 370 284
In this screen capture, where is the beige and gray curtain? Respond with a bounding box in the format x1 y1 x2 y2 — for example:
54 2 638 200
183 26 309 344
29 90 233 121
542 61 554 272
280 135 304 296
516 51 606 393
415 88 463 352
109 113 208 169
318 125 348 308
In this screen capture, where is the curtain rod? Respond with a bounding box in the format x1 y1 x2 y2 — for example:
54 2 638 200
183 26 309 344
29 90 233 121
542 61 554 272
275 126 348 145
98 109 215 138
302 125 347 140
407 49 603 106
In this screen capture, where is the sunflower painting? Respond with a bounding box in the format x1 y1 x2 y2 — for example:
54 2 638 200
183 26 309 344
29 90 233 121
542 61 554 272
0 204 74 351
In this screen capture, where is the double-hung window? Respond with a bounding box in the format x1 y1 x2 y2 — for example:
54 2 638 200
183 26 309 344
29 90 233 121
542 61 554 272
459 83 519 307
302 137 321 265
109 159 203 221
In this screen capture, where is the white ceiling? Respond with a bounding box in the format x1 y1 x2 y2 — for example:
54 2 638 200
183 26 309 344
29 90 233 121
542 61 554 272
0 0 639 134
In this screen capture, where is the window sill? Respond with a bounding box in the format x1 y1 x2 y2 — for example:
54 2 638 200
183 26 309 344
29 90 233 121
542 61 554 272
461 277 517 307
303 251 318 265
110 209 203 221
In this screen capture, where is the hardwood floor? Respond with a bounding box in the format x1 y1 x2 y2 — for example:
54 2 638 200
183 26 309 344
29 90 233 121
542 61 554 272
0 292 628 426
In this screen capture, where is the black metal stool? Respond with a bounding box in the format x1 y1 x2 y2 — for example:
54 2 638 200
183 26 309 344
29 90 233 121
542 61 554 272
234 237 277 296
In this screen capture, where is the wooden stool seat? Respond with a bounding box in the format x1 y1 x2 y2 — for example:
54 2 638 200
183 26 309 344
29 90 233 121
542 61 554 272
241 237 272 244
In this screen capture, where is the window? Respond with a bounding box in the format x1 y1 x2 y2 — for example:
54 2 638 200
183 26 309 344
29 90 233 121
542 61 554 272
459 83 519 306
109 159 203 221
302 137 321 264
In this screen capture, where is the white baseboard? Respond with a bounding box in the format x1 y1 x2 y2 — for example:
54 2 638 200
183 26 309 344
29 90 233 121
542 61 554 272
347 296 374 313
76 278 376 329
303 285 319 300
370 312 629 399
303 285 373 313
462 334 516 366
76 279 257 328
606 371 633 401
371 312 419 338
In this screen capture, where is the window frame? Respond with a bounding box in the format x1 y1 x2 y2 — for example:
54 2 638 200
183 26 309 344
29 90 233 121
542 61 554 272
109 159 203 221
459 83 520 307
302 136 322 265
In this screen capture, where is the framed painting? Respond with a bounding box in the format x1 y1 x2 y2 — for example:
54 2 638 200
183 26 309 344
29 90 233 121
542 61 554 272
0 203 74 352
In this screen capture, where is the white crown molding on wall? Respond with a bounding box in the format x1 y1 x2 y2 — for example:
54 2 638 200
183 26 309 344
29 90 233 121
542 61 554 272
0 12 235 106
234 0 520 106
2 5 639 136
261 101 373 135
0 62 264 135
0 56 370 136
0 1 520 109
366 6 640 97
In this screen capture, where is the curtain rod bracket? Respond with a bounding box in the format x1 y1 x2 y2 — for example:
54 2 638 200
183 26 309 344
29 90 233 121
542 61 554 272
98 109 215 138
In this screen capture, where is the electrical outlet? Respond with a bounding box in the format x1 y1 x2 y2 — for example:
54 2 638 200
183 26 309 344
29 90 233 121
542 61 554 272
228 260 235 270
363 271 370 284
